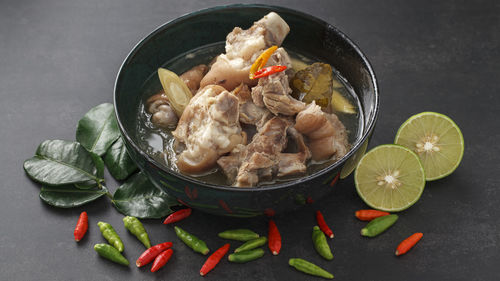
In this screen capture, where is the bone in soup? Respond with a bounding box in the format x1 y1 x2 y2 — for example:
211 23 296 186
136 12 364 187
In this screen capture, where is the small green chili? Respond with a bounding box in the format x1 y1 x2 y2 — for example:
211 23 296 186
228 248 265 263
288 258 333 279
123 216 151 248
234 237 267 253
94 243 129 266
361 214 398 237
218 229 260 241
312 226 333 260
97 221 124 252
174 226 209 255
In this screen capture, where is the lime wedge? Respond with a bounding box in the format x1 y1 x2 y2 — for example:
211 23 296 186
355 144 425 212
394 112 464 181
340 140 368 179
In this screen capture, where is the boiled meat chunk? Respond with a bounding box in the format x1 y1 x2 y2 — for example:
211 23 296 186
277 127 311 177
218 117 292 187
172 85 246 174
200 12 290 91
251 47 305 115
232 83 272 128
294 102 349 161
179 64 208 94
145 92 178 128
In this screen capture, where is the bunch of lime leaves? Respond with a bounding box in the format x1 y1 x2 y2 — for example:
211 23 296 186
351 112 464 212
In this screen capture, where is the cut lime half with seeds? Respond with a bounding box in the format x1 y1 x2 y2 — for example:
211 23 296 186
394 112 464 181
355 144 425 212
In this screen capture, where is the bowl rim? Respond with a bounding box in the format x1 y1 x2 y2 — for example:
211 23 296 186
114 3 379 192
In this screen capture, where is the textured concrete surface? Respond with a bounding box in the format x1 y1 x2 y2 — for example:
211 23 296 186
1 0 499 280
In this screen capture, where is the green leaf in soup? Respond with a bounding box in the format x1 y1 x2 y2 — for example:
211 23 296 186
112 172 180 219
76 103 120 156
104 137 138 180
291 62 333 108
23 140 100 186
40 185 108 208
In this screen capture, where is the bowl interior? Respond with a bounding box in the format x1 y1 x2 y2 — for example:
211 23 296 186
114 4 378 190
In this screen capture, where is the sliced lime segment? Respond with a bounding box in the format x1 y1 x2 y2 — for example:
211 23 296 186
340 140 368 179
394 112 464 181
355 144 425 212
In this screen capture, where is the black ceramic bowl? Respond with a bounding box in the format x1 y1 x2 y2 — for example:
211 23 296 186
114 4 379 217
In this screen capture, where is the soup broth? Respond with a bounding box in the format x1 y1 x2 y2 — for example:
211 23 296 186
135 42 364 186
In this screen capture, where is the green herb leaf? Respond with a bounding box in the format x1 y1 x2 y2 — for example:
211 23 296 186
104 137 138 180
75 152 105 189
76 103 120 156
291 62 333 108
24 140 101 186
40 185 108 208
112 172 180 219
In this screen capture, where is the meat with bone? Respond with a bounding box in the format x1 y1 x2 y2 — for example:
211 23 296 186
172 85 246 174
146 92 178 128
251 48 306 115
179 64 208 94
232 83 272 129
294 102 349 161
218 117 307 187
200 12 290 91
277 127 311 177
217 117 289 186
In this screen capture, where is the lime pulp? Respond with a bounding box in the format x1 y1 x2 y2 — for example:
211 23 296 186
354 144 426 212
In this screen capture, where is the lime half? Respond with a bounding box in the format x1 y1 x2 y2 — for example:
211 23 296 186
394 112 464 181
355 145 425 212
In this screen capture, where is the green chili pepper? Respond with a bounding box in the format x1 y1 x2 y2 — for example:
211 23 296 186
218 229 260 241
312 226 333 260
288 258 333 279
234 237 267 253
361 214 398 237
228 248 265 263
94 243 129 266
97 221 124 252
123 216 151 248
174 226 209 255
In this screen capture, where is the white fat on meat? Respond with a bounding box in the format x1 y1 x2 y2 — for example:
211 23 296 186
172 85 246 174
200 12 290 91
294 102 349 161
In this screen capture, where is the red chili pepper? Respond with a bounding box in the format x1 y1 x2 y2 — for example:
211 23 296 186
264 208 275 217
315 210 334 239
395 233 423 256
151 249 173 272
268 219 281 255
136 242 173 267
252 65 287 79
200 243 230 276
329 172 340 187
163 208 192 224
74 211 88 242
355 209 390 221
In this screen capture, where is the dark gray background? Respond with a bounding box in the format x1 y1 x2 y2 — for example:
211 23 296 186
1 0 499 280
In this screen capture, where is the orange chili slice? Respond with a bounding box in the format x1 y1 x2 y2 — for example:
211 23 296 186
249 45 278 79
